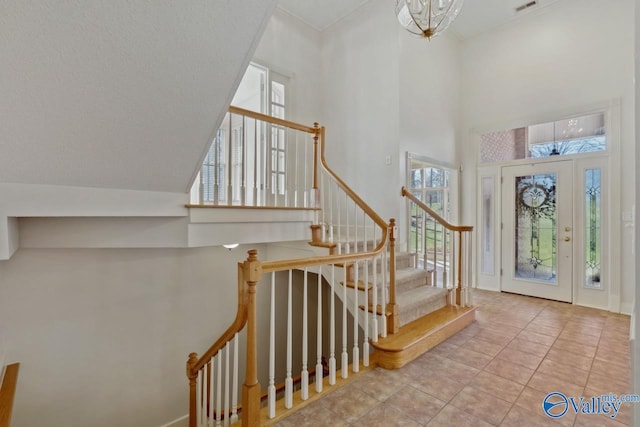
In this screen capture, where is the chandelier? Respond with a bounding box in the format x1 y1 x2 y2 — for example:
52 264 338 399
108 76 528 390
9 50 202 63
395 0 465 39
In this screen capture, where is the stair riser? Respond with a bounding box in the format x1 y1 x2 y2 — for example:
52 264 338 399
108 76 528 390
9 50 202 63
345 254 414 280
398 296 447 328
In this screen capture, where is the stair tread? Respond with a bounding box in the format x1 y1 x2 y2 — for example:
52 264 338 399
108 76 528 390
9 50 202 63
308 241 337 249
372 305 478 352
358 303 392 316
341 280 372 291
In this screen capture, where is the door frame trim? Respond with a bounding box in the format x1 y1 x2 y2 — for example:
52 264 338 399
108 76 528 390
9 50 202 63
472 100 622 312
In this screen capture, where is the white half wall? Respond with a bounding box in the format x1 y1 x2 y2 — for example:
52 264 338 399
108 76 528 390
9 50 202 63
0 245 264 427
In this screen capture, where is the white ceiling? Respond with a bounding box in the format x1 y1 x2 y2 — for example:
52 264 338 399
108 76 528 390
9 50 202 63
277 0 564 38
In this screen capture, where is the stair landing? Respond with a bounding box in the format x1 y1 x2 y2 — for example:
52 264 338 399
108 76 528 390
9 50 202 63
372 305 477 369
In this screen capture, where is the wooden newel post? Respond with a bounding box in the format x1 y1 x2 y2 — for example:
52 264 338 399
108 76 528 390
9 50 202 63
387 218 399 334
242 249 263 427
187 352 198 427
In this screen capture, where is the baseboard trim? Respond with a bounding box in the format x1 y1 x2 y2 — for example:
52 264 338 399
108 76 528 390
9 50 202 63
158 414 188 427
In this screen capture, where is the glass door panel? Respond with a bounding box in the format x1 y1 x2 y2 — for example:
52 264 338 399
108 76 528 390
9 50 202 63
501 161 573 302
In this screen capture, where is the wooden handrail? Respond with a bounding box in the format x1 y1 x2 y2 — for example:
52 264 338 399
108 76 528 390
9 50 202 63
228 106 317 134
401 186 473 232
189 262 248 374
0 363 19 427
320 127 388 229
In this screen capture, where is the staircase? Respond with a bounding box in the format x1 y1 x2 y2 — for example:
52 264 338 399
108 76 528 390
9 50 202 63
185 107 475 427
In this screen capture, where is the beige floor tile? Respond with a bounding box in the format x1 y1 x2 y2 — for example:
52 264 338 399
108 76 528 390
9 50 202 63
537 358 590 387
501 404 570 426
385 385 446 423
589 359 631 386
350 367 408 402
272 400 349 427
573 413 629 426
506 337 551 357
475 329 514 346
483 357 535 385
595 347 631 368
558 330 601 347
410 371 467 402
352 402 421 427
449 385 511 425
525 322 564 337
544 347 594 371
426 404 494 427
517 329 557 346
581 388 633 426
552 338 597 358
496 346 544 370
514 387 575 426
427 341 459 358
469 370 524 403
448 346 494 370
462 336 505 357
562 320 603 338
320 383 381 423
526 370 584 398
585 373 631 395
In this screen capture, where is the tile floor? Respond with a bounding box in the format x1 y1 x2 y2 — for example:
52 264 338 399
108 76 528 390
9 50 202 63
273 290 633 426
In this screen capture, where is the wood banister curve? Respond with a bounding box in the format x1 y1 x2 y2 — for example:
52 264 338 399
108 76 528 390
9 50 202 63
0 363 19 427
190 263 248 374
401 186 473 232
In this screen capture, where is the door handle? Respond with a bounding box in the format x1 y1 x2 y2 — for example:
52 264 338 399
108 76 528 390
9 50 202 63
564 236 571 242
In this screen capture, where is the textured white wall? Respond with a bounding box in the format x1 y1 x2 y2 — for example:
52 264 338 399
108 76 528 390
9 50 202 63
254 8 323 126
459 0 635 312
0 245 263 427
320 0 461 239
0 0 275 193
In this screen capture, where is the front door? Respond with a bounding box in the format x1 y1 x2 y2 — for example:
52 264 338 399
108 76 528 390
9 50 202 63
501 161 573 302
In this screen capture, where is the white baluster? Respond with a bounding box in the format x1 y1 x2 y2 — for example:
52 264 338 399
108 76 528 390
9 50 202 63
337 186 342 254
328 175 334 242
381 250 388 338
227 115 233 206
467 232 473 306
341 264 348 378
345 192 350 254
451 233 457 305
354 202 358 252
284 128 289 207
241 116 246 206
223 344 230 427
268 272 276 418
329 264 336 385
303 132 308 207
363 257 370 367
316 265 323 393
253 118 258 206
215 356 222 426
230 334 239 423
213 131 219 205
352 261 359 373
443 228 448 289
372 255 379 342
197 369 203 427
285 269 293 408
294 131 299 207
209 359 214 427
301 268 309 400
